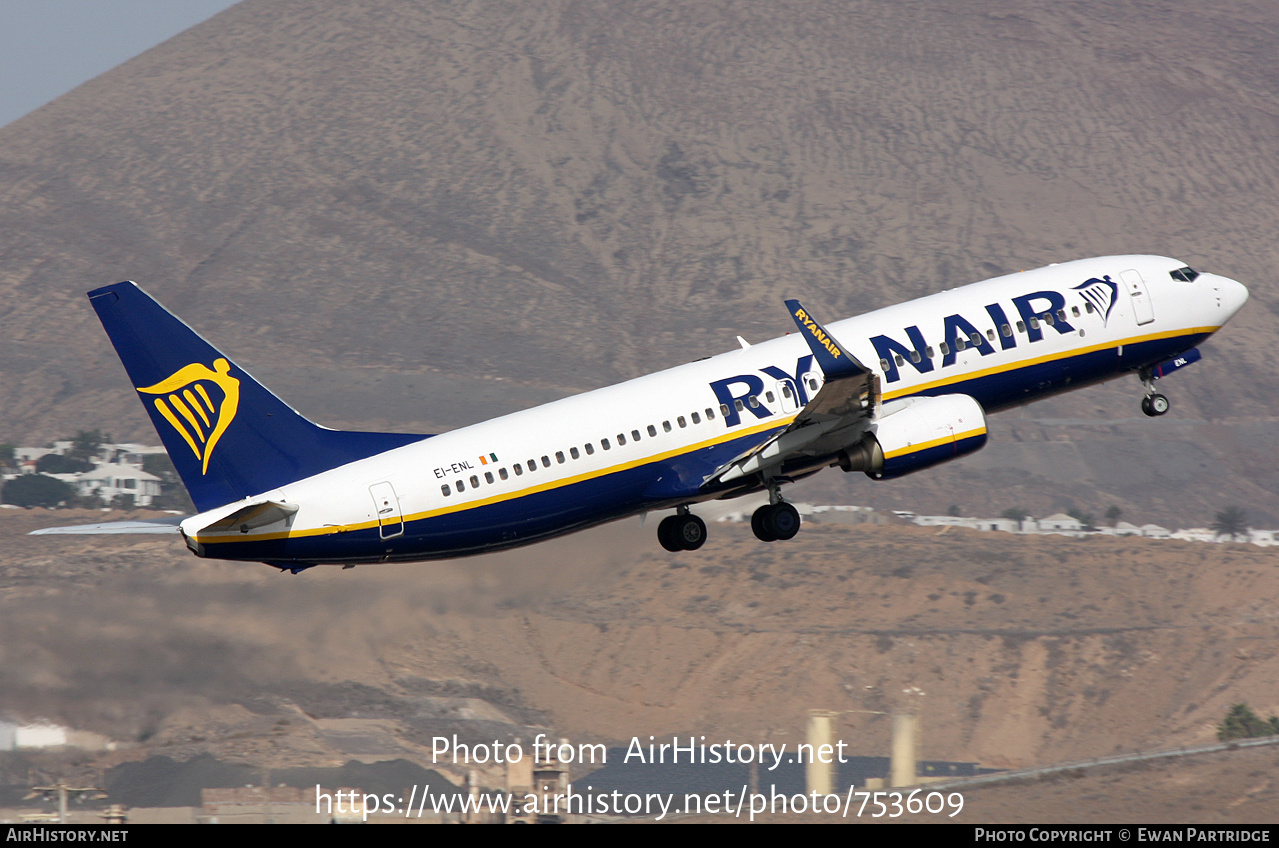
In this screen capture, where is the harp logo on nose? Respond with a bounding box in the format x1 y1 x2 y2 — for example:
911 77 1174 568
137 358 241 474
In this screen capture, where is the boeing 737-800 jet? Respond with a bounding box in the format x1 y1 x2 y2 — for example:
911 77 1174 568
37 255 1247 571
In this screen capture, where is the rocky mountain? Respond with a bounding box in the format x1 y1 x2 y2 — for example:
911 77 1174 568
1 0 1277 526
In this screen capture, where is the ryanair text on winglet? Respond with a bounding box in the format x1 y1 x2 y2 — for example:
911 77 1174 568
792 307 844 359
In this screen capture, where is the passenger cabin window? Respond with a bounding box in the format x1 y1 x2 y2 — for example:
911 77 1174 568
514 463 523 475
470 475 479 487
719 404 729 417
955 338 966 351
485 471 494 484
678 416 687 427
807 378 819 391
527 458 537 471
570 447 580 459
1016 320 1026 332
986 329 995 341
1056 310 1066 322
1042 314 1053 326
616 433 626 446
909 350 921 364
765 391 775 403
939 342 950 356
1085 303 1095 313
541 456 550 468
601 439 611 450
632 429 641 441
1028 317 1039 330
585 443 595 455
706 408 716 420
970 332 981 345
1071 306 1080 317
747 396 759 408
1002 324 1012 337
690 413 700 424
555 451 565 463
648 424 658 437
457 479 465 492
925 346 934 359
895 355 905 366
442 484 451 496
499 468 509 480
664 420 673 431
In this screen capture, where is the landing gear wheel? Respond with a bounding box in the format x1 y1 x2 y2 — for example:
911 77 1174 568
751 503 801 542
658 516 683 552
1142 393 1170 417
677 514 707 550
769 502 801 540
658 513 707 551
751 506 777 542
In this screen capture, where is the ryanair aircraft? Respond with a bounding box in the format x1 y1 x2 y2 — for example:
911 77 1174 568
44 255 1247 571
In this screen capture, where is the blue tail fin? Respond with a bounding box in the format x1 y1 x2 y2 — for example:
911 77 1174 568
89 282 429 512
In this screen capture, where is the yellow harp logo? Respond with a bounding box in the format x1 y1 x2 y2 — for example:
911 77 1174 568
137 358 240 475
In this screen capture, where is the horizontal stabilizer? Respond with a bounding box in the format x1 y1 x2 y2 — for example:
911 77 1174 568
28 516 186 536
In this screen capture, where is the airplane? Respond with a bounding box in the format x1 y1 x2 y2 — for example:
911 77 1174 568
34 255 1247 571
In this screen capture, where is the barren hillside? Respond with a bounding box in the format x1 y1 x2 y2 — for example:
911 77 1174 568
0 1 1277 526
4 509 1277 778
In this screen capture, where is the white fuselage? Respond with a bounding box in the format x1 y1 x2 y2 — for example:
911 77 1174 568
182 255 1247 564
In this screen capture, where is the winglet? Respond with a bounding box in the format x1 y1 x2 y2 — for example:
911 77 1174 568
784 299 867 380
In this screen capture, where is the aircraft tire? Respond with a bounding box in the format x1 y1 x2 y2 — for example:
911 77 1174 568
677 514 707 550
751 506 778 542
768 502 801 540
1149 393 1170 416
657 516 683 552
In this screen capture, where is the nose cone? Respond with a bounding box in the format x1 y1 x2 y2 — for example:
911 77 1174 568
1211 274 1250 320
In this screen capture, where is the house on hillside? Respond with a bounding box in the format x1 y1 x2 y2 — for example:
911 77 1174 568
1036 513 1086 535
74 465 162 507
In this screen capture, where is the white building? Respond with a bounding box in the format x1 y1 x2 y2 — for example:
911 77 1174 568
74 465 162 507
1036 513 1086 534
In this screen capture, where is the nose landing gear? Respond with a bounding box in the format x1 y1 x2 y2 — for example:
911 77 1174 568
1141 392 1170 417
1139 374 1170 417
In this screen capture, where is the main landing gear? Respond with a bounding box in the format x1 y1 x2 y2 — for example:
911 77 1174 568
751 501 800 542
658 507 707 552
657 485 802 551
1139 375 1170 417
750 482 801 542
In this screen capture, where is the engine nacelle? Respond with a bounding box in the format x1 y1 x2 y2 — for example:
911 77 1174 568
836 394 988 480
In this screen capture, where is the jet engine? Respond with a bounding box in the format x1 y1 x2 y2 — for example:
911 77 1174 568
836 394 987 479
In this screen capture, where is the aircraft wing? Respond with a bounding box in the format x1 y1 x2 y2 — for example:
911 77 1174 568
712 300 879 484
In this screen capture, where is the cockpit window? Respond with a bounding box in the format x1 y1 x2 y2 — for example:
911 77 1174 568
1170 266 1199 282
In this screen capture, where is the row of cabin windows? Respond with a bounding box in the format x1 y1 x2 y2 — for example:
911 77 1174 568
877 304 1094 369
441 402 749 498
